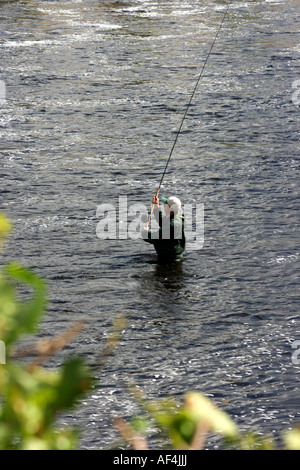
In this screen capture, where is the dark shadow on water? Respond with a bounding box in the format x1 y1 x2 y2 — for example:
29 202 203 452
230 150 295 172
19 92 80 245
142 254 188 296
153 259 184 285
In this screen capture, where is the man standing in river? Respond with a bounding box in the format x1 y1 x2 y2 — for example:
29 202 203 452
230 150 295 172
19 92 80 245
142 195 185 263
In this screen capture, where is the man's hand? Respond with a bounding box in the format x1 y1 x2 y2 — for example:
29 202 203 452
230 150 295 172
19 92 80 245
141 225 149 239
152 195 159 206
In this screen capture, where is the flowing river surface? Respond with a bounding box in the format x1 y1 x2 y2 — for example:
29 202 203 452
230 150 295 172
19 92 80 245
1 0 300 449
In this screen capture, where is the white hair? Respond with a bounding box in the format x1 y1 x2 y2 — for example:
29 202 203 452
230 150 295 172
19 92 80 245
167 196 182 214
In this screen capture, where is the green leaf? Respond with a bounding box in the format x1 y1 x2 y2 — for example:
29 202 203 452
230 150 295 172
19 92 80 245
0 213 11 252
51 357 92 413
1 263 47 346
184 392 239 439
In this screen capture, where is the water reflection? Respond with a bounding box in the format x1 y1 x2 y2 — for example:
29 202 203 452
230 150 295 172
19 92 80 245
137 256 195 316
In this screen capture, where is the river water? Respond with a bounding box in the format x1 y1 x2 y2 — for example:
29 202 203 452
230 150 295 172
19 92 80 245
1 0 300 449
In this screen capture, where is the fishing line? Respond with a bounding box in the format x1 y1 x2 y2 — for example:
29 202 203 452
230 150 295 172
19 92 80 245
146 3 230 226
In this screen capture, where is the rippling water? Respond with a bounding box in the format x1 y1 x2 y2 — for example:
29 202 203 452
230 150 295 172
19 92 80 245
1 0 300 449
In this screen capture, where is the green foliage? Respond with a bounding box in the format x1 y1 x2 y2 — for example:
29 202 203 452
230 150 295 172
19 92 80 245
122 379 300 450
0 213 11 247
128 387 239 450
0 263 47 348
125 387 300 450
0 213 92 450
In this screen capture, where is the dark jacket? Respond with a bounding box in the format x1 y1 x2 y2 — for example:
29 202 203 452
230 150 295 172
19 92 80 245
143 208 185 262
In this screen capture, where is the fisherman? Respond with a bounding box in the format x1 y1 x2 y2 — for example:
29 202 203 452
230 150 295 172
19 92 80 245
142 195 185 263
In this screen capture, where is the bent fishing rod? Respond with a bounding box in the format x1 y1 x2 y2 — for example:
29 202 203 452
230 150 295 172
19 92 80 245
146 4 230 226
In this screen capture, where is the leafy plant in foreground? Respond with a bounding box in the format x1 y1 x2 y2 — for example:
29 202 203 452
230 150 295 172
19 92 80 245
115 386 300 450
0 214 92 449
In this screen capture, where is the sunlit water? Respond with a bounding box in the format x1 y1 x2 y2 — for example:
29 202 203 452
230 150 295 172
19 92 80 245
1 0 300 449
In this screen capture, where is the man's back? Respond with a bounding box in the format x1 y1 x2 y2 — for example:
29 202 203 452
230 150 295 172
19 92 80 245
143 209 185 263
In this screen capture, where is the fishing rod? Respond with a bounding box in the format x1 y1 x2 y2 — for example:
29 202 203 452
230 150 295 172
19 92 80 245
146 3 230 226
